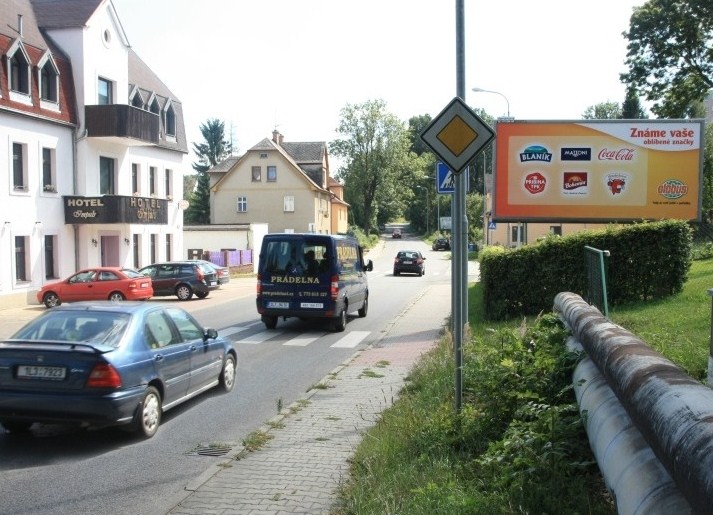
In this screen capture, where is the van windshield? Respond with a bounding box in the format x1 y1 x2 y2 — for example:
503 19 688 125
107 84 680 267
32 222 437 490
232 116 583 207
264 239 329 277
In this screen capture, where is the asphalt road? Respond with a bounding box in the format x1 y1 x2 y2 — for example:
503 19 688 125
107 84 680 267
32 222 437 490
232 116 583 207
0 233 466 515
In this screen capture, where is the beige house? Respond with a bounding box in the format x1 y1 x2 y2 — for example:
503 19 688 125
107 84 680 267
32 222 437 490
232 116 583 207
209 131 349 234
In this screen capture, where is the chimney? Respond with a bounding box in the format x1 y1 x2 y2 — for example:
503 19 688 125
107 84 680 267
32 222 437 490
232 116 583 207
18 14 23 37
272 130 284 146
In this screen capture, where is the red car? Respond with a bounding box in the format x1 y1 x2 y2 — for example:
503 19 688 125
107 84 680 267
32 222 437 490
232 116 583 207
37 267 154 308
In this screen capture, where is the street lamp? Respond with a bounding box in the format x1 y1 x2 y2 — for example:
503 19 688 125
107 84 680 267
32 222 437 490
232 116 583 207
415 185 430 234
471 87 510 118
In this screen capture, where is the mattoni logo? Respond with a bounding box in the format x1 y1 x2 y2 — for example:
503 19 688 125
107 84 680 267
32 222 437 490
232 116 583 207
524 172 547 194
561 148 591 161
519 145 552 162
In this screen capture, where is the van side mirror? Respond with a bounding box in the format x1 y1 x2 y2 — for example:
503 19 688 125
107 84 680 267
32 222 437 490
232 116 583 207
364 259 373 272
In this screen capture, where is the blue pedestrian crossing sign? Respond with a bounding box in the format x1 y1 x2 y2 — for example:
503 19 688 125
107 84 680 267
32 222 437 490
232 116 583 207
488 221 496 230
436 162 469 194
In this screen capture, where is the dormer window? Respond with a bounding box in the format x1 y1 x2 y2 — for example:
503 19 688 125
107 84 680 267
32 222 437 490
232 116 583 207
38 52 60 106
149 96 160 114
10 52 29 94
129 86 144 109
165 103 176 137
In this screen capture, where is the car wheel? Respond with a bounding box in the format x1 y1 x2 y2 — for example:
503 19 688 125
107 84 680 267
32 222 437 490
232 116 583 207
43 292 60 308
175 284 193 301
133 386 161 438
1 421 32 434
262 315 278 329
108 291 125 302
393 270 399 276
220 354 236 393
195 291 209 299
333 308 347 332
358 295 368 318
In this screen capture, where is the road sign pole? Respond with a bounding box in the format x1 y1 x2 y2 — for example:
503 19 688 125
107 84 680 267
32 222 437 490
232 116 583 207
454 0 465 413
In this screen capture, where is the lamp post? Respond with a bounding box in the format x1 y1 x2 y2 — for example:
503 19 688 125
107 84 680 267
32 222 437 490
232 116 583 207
416 185 430 234
471 87 510 118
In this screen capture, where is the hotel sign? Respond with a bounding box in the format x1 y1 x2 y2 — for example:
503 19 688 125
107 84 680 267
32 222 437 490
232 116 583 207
64 196 168 224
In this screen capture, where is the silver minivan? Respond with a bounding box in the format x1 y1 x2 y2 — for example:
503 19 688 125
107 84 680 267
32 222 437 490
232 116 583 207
256 234 373 332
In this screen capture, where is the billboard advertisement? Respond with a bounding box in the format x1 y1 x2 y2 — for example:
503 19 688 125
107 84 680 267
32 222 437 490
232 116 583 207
493 119 704 222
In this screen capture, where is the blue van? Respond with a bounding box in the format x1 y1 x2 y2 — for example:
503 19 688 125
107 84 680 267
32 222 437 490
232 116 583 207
256 234 373 332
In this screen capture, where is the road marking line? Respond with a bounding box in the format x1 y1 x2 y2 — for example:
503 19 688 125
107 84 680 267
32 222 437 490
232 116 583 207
239 330 285 344
283 331 326 346
330 330 370 348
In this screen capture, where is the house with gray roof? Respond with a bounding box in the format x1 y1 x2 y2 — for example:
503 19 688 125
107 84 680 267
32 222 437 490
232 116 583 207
208 130 349 235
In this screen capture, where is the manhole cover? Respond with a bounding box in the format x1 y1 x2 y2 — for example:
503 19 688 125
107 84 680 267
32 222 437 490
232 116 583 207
185 443 235 457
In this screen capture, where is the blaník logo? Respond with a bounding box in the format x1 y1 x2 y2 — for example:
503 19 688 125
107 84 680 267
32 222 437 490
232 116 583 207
524 172 547 194
561 148 591 161
520 145 552 163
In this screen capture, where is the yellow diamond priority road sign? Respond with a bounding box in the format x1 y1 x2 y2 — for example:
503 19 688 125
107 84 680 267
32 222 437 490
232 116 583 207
420 97 495 174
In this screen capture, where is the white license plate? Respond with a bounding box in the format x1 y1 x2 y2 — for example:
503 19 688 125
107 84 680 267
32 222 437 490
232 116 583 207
17 365 66 380
403 260 413 264
267 301 289 309
300 302 324 309
209 281 217 286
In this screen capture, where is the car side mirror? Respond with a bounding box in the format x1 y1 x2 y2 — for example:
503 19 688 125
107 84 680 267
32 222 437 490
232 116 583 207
364 259 373 272
205 328 218 340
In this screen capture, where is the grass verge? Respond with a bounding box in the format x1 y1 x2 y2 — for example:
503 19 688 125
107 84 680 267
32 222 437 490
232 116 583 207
334 258 713 514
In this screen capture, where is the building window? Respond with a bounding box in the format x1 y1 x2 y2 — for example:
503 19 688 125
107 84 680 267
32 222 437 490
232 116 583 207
99 156 116 195
550 225 562 236
165 169 173 199
14 236 28 282
98 77 113 105
150 234 157 264
149 97 160 114
40 62 58 102
237 196 247 213
12 143 27 190
133 234 140 269
267 166 277 182
284 195 295 212
131 91 143 108
165 234 172 261
149 166 157 195
132 163 140 195
44 235 57 279
42 148 56 192
251 166 261 181
9 52 30 94
165 105 176 137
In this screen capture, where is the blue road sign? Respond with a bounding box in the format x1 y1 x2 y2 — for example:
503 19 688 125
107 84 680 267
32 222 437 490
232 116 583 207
488 221 496 230
436 162 455 194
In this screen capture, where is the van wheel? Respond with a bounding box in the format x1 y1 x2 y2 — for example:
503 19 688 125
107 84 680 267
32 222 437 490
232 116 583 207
333 309 347 332
262 315 278 329
358 296 368 318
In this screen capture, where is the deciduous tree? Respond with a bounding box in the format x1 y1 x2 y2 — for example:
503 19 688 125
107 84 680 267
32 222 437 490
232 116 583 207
621 0 713 118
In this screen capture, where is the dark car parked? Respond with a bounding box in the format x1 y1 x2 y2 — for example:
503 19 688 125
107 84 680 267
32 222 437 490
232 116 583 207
139 261 219 300
432 238 450 251
0 301 237 438
185 259 230 285
393 250 426 276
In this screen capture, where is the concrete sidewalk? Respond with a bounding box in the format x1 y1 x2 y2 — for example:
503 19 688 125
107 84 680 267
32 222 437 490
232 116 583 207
167 282 451 515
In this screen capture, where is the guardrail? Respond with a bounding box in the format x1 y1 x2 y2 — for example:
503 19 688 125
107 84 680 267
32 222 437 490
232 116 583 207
554 292 713 514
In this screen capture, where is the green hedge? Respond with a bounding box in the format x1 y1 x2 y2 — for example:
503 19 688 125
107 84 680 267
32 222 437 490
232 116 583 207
480 220 693 320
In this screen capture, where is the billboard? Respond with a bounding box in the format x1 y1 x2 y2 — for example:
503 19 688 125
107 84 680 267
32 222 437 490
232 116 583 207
493 119 704 222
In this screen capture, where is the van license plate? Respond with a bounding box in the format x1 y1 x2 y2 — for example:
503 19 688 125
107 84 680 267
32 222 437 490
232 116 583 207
267 301 289 309
300 302 324 309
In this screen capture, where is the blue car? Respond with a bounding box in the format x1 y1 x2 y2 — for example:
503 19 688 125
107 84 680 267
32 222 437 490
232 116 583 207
0 302 237 438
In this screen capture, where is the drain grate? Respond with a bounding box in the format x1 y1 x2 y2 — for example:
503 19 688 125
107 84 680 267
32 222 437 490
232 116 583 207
185 443 236 457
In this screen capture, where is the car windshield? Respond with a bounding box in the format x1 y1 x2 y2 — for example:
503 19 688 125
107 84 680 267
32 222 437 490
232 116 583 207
10 311 131 348
122 269 143 278
398 251 419 259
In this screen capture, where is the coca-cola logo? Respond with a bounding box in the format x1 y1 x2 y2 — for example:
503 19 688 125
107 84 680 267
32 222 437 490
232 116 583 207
524 172 546 194
598 148 635 161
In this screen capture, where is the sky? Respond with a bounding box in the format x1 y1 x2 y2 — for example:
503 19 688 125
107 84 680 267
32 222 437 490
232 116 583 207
112 0 646 166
